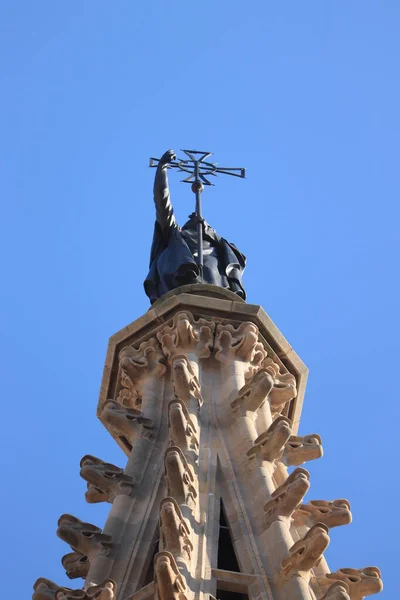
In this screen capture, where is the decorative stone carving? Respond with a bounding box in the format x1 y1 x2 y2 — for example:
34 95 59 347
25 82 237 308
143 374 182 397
154 551 188 600
320 582 351 600
247 417 292 462
159 497 193 561
164 446 197 507
62 551 89 579
317 568 383 600
168 400 198 459
80 455 134 503
116 372 140 409
262 357 297 414
294 499 352 529
282 433 323 466
280 523 330 580
231 369 274 416
101 401 153 442
54 591 86 600
264 468 310 529
54 580 116 600
215 322 266 375
157 311 214 359
118 337 166 398
172 354 202 406
86 580 116 600
33 579 71 600
57 515 112 557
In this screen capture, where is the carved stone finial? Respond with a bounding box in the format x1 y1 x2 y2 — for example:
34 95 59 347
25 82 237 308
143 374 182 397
86 579 116 600
61 551 89 579
320 582 351 600
262 357 297 414
294 499 352 529
118 337 166 398
247 417 292 462
231 369 275 416
317 568 383 600
172 355 202 406
80 455 134 503
282 433 323 466
164 446 197 507
168 400 199 460
264 468 310 529
215 322 266 374
159 497 193 561
154 551 188 600
157 311 214 359
101 401 153 442
33 579 72 600
57 515 112 557
280 523 330 580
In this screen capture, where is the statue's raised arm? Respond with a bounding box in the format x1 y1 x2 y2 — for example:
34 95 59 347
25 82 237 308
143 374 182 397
153 149 178 237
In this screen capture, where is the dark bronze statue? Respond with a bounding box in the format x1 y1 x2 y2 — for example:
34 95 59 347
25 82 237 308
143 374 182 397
144 150 246 304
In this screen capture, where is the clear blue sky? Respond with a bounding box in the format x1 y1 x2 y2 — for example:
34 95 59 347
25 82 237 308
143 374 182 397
1 2 398 598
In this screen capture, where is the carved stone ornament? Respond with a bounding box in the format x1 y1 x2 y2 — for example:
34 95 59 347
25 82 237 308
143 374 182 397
159 497 193 561
172 354 202 406
57 514 112 557
118 337 166 397
264 468 311 529
214 322 266 374
116 372 140 409
231 369 275 416
262 357 297 414
282 433 323 467
154 551 188 600
33 579 72 600
80 455 134 503
164 446 197 507
85 579 116 600
62 551 89 579
101 401 153 441
54 591 86 600
280 523 330 580
157 311 214 359
54 580 116 600
168 400 199 459
320 582 351 600
247 416 292 462
317 568 383 600
294 499 352 529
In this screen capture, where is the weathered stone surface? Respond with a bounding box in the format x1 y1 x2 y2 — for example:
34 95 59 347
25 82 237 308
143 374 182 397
157 311 214 359
264 468 310 528
280 523 330 580
154 551 188 600
57 515 112 557
282 433 323 466
320 582 351 600
164 446 197 507
33 579 72 600
101 401 153 442
317 568 383 600
171 354 202 406
119 337 166 398
294 499 352 529
80 455 134 503
262 357 297 415
215 321 266 375
247 417 292 462
168 400 198 460
159 497 193 561
62 551 89 579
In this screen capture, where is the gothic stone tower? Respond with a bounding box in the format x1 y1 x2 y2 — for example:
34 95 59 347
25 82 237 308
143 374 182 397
33 284 383 600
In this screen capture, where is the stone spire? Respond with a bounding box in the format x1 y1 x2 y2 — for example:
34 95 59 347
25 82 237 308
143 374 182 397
32 284 383 600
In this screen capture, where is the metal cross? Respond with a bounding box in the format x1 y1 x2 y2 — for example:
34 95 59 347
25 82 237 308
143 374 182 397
149 149 246 272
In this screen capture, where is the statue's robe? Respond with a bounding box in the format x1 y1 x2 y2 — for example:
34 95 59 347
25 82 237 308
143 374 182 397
144 215 246 304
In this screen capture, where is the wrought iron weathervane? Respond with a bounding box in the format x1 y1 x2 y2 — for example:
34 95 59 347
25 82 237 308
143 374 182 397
149 149 246 271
